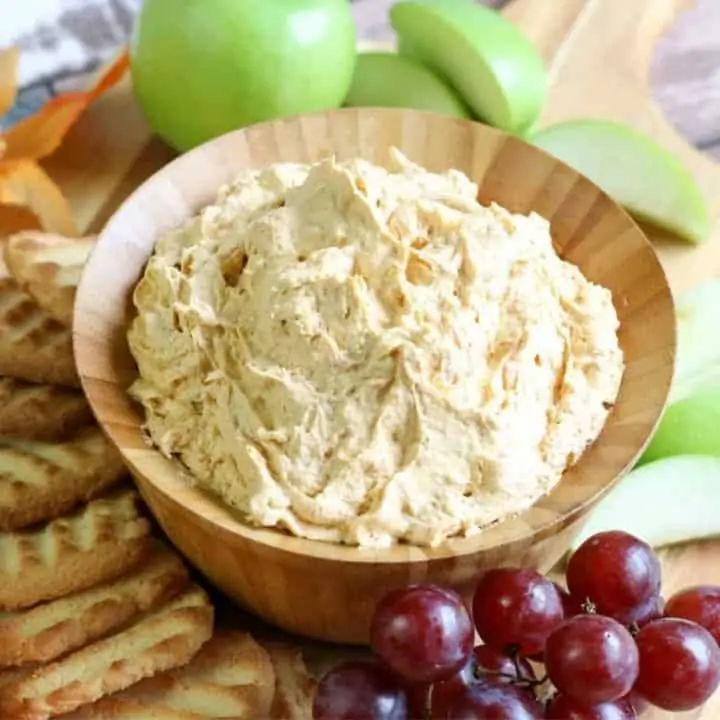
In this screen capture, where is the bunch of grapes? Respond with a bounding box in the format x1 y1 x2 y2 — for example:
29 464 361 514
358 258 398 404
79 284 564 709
312 530 720 719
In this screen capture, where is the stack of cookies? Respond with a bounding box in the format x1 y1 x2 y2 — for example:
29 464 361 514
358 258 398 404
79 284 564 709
0 232 317 719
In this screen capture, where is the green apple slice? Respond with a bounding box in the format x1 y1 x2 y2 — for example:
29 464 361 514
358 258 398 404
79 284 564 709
345 52 470 118
639 280 720 463
389 0 546 133
672 280 720 402
532 120 711 244
641 388 720 463
571 455 720 551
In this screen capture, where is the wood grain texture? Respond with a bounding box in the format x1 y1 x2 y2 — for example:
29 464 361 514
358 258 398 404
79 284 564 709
505 0 720 296
350 0 720 299
73 107 674 644
651 541 720 720
31 0 719 710
352 0 720 157
41 76 152 236
500 4 720 715
53 0 720 298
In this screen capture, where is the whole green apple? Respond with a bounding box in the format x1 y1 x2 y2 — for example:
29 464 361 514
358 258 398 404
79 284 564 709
130 0 357 151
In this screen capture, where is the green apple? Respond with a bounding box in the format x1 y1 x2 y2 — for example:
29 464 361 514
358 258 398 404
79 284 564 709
389 0 546 133
130 0 356 151
345 52 470 118
575 283 720 550
671 280 720 403
570 455 720 551
639 280 720 463
532 120 711 244
641 388 720 463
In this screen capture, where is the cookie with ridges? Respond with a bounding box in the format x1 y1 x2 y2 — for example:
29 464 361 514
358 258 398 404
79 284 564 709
4 232 96 328
0 585 214 719
0 425 127 531
0 489 151 611
0 542 189 668
0 268 78 387
0 378 92 442
66 630 275 719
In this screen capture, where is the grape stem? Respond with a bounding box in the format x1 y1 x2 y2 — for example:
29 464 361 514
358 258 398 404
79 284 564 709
510 647 523 680
421 683 431 720
472 662 548 689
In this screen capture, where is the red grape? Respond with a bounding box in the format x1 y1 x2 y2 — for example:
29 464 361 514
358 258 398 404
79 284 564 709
626 593 663 629
566 531 661 622
472 568 564 655
404 683 430 718
544 615 639 704
430 656 476 707
665 585 720 644
432 680 543 719
312 661 408 720
473 644 536 684
370 584 473 684
431 644 537 710
545 694 637 719
559 587 583 618
635 618 720 711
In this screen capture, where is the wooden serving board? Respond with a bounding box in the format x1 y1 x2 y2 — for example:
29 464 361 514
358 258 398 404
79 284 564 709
40 0 720 716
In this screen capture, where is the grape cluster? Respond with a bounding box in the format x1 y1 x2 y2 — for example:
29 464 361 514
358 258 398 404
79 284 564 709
312 530 720 719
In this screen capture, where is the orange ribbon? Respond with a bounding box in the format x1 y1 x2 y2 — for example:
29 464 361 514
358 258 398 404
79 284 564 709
0 47 130 237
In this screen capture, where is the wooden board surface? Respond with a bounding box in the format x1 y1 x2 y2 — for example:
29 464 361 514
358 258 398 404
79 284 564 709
35 0 720 716
47 0 720 297
352 0 720 158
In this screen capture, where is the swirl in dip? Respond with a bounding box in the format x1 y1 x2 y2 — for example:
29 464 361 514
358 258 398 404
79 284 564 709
127 150 624 548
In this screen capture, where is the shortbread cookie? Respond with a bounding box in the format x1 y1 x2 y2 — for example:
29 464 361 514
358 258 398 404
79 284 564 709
67 630 275 719
4 232 96 328
0 425 126 531
0 665 36 690
0 543 189 667
0 586 214 719
0 378 92 442
0 269 78 387
0 490 151 611
267 644 317 720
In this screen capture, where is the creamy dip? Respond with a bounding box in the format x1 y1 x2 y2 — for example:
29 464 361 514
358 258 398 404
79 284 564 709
128 150 624 548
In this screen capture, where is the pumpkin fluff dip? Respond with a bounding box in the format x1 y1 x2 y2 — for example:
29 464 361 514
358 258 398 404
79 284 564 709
127 150 624 549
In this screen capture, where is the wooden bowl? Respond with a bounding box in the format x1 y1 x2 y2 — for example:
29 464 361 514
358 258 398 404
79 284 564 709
74 108 675 645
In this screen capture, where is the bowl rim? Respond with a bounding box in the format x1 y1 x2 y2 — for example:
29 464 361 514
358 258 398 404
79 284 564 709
74 106 676 565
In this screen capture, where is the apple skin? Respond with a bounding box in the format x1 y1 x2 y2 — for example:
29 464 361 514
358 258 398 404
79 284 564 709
640 387 720 463
345 52 471 118
532 119 711 244
571 455 720 551
671 280 720 404
639 280 720 464
390 0 546 132
577 282 720 549
130 0 357 151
